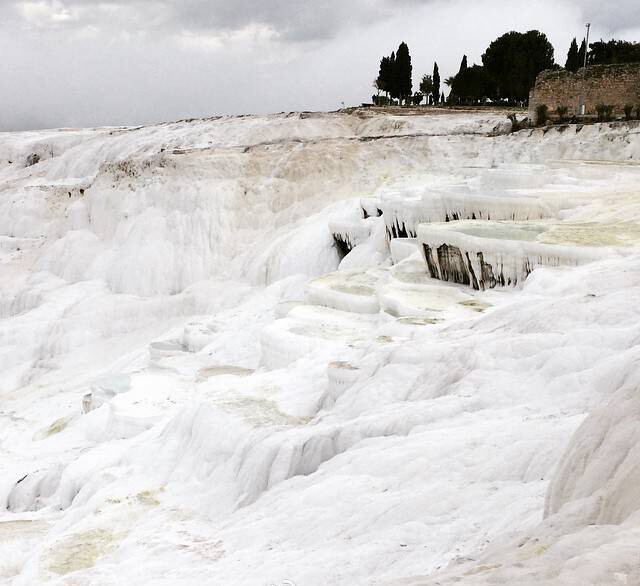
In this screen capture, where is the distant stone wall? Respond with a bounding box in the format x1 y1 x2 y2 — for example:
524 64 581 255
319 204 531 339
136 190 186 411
528 63 640 123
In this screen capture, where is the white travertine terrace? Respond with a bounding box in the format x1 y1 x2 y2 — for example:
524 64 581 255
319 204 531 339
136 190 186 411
1 111 640 586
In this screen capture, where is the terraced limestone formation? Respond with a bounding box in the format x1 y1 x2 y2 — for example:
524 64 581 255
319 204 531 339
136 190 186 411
2 111 640 586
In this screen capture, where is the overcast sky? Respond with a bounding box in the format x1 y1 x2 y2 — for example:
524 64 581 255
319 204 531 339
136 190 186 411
1 0 639 130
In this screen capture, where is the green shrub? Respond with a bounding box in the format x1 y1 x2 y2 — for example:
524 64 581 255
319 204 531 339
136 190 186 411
373 95 389 106
624 104 634 121
507 113 527 132
556 105 569 122
535 104 549 126
596 103 614 122
605 104 614 121
635 105 640 120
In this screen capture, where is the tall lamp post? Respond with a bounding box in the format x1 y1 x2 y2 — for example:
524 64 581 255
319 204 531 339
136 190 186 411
579 23 591 115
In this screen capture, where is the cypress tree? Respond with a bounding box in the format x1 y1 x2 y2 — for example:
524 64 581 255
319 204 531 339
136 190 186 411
459 55 468 75
376 57 386 95
433 62 441 105
377 56 392 97
577 39 587 69
388 51 397 102
441 92 446 104
395 42 413 104
565 38 579 72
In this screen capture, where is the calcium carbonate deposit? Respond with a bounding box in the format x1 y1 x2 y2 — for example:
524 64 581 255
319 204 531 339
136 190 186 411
1 110 640 585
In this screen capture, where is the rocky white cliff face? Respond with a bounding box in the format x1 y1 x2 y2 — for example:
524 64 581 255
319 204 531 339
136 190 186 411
1 111 640 586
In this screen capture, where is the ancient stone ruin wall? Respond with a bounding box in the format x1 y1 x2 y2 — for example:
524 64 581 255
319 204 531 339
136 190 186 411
528 63 640 123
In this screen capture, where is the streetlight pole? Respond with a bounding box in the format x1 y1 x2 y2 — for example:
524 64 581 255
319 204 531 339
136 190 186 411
583 23 591 69
579 23 591 115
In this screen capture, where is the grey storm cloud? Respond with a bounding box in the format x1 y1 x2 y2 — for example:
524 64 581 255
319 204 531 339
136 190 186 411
395 0 640 33
164 0 391 40
2 0 393 40
3 0 638 40
584 3 640 34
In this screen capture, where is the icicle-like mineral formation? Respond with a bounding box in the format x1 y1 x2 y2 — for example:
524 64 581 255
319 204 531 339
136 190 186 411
417 220 614 290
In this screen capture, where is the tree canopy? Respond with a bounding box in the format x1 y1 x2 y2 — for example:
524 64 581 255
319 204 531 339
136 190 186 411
482 30 556 103
375 43 413 103
372 32 640 110
577 39 587 69
588 39 640 65
419 74 433 97
458 55 468 75
450 65 492 104
565 38 580 72
375 55 393 95
371 29 595 108
394 42 413 101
